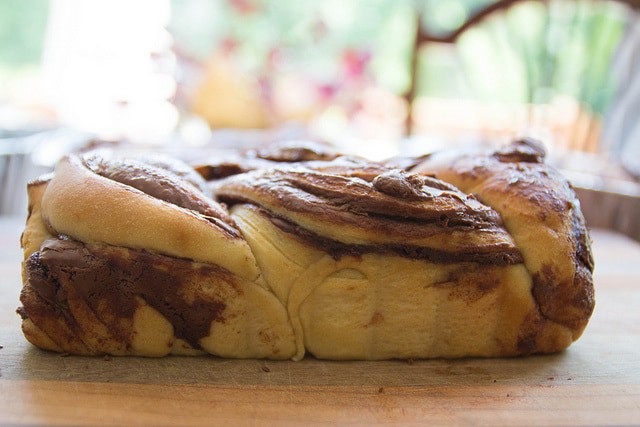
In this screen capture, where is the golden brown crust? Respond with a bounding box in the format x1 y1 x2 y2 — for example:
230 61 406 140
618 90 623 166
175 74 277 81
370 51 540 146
41 155 259 280
19 154 295 358
83 155 239 237
411 138 595 342
21 177 54 259
17 138 595 359
214 165 522 263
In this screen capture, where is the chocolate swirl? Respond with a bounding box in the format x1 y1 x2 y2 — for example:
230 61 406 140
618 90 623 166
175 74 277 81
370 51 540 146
251 140 341 163
215 164 523 264
410 137 595 337
82 155 240 238
493 137 546 163
195 140 342 181
24 236 231 351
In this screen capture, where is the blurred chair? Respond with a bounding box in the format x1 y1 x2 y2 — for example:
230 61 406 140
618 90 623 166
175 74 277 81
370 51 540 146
404 0 640 240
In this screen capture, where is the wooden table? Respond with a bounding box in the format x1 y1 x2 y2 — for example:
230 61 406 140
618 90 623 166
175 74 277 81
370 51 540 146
1 216 639 426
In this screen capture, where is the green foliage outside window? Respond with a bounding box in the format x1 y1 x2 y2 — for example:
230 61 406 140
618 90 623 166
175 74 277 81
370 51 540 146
0 0 630 117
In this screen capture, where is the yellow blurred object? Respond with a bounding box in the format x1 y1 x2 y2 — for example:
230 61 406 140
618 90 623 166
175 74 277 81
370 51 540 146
271 74 321 123
191 58 272 129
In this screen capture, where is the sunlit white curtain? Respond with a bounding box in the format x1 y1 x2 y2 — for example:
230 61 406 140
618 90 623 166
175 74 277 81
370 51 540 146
42 0 177 142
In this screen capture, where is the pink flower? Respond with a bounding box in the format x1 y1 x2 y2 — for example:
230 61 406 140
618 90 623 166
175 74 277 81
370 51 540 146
228 0 258 15
342 49 372 80
219 37 238 55
317 83 338 101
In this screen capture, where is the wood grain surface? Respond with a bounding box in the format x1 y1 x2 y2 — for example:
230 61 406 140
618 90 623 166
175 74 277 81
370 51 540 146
1 217 639 426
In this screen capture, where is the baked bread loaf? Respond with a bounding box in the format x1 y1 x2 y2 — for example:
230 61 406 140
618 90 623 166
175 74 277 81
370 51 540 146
17 138 594 359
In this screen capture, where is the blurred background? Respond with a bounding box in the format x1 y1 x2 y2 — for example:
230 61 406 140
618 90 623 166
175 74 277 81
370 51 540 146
1 0 639 238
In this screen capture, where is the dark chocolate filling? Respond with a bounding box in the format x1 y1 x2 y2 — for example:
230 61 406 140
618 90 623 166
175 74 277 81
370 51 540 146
260 207 523 264
494 137 546 163
253 141 340 163
24 237 233 349
215 167 506 235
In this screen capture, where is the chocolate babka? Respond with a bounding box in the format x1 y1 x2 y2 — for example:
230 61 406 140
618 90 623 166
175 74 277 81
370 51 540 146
17 139 594 359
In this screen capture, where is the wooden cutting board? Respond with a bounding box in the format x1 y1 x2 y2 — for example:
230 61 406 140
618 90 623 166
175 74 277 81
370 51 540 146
1 218 639 426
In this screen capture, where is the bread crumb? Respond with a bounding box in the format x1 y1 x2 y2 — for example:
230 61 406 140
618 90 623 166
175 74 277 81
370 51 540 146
378 387 384 394
261 366 270 373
